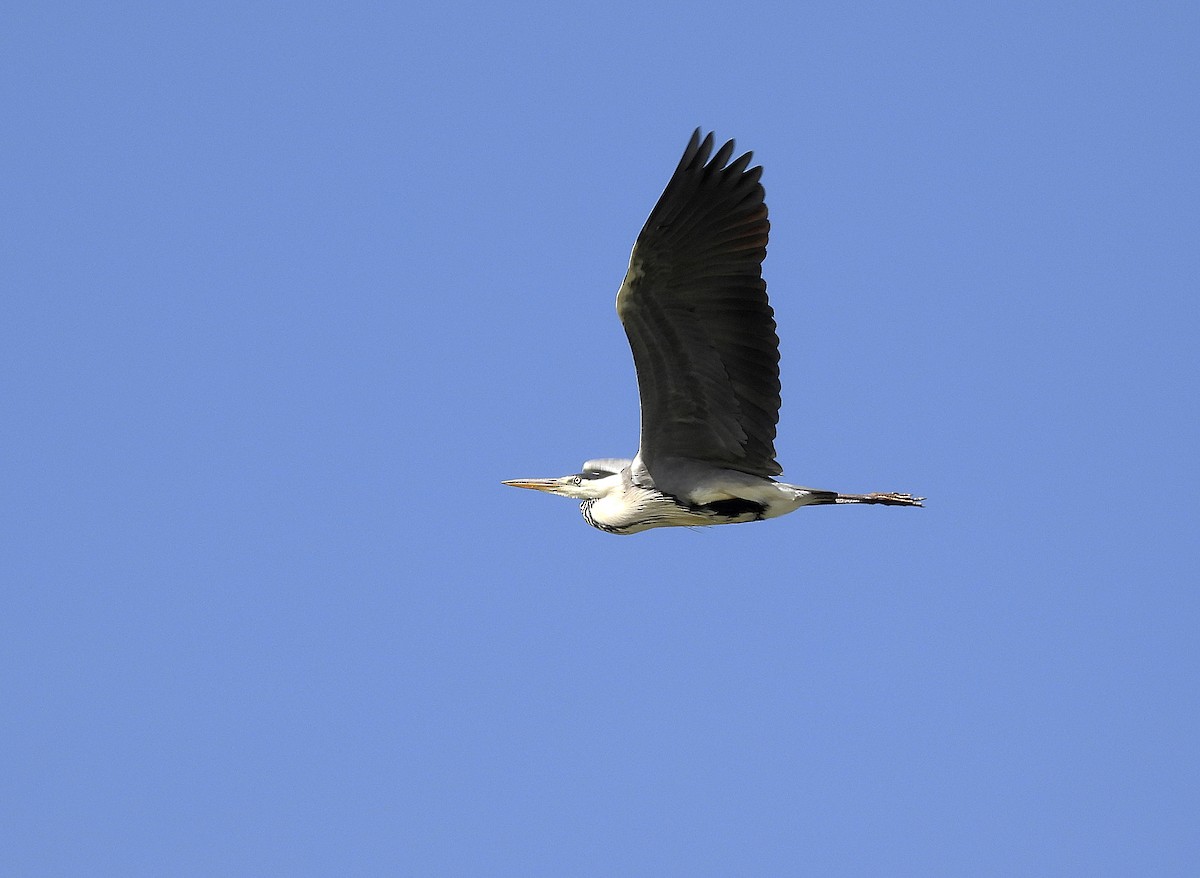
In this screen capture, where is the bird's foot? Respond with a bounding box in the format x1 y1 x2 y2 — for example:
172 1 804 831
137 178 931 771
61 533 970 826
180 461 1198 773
865 492 925 507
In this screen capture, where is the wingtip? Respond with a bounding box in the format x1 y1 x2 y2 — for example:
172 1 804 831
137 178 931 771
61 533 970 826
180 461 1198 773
680 130 761 183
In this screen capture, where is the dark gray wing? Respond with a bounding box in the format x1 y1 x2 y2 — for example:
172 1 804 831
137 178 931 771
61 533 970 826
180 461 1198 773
616 129 782 478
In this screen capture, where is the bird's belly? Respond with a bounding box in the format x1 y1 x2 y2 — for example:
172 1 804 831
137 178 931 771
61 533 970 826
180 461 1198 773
582 489 770 534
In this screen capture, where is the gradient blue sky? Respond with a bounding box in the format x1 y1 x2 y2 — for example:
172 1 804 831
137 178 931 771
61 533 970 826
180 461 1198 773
4 1 1198 875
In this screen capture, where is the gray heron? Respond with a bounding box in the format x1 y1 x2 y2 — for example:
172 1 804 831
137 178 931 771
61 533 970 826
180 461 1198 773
504 130 923 534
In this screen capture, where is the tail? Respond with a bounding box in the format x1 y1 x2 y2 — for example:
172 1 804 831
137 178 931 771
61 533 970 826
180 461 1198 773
805 490 925 507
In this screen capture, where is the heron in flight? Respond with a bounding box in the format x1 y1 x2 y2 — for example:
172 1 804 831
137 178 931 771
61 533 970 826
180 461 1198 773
504 130 923 534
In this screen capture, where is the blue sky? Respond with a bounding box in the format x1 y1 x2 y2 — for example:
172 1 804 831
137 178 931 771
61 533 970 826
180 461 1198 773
3 1 1198 874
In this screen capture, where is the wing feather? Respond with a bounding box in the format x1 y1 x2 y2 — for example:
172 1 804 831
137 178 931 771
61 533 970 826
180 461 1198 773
616 129 782 477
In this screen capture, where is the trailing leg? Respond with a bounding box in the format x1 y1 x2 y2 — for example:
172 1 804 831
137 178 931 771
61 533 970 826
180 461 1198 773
830 492 924 507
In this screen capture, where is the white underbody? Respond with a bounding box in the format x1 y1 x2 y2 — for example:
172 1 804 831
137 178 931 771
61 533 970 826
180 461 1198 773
581 467 826 535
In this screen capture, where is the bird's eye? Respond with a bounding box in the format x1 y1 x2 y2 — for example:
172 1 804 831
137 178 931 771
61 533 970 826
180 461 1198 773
572 476 582 486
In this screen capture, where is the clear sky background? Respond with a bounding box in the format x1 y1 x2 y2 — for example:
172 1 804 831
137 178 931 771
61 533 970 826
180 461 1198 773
3 1 1198 875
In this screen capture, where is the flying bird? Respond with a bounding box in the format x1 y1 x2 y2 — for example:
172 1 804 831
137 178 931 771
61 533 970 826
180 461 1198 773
504 130 923 534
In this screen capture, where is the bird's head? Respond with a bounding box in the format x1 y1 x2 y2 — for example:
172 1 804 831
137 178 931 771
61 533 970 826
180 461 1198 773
502 470 619 500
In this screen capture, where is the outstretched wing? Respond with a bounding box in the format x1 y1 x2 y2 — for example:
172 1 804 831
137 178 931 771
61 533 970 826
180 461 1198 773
616 129 781 478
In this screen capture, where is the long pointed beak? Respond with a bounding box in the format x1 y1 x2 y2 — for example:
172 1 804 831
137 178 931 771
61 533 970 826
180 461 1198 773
501 478 560 493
